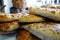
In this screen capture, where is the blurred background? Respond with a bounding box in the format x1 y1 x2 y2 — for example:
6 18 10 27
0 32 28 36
0 0 60 14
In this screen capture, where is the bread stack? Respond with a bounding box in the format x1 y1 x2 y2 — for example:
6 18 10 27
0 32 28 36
0 13 20 34
0 7 60 40
18 7 60 40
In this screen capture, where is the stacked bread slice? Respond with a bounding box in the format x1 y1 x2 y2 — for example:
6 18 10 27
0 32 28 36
21 22 60 40
17 7 60 40
0 7 60 40
19 13 45 23
0 13 45 34
0 13 21 34
28 7 60 21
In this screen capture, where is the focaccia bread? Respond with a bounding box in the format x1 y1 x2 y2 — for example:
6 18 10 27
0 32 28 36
19 13 45 23
0 13 45 22
0 13 22 22
17 29 41 40
0 21 19 32
22 22 60 40
29 7 60 21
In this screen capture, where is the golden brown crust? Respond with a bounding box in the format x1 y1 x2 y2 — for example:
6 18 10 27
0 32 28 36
0 13 45 22
28 7 60 21
19 14 45 22
0 13 21 22
0 21 19 31
17 29 41 40
0 14 14 22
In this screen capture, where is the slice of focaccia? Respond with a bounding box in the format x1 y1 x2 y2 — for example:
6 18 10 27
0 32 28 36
28 7 60 21
17 29 41 40
0 21 19 32
0 13 22 22
19 13 45 23
0 13 45 22
22 22 60 40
